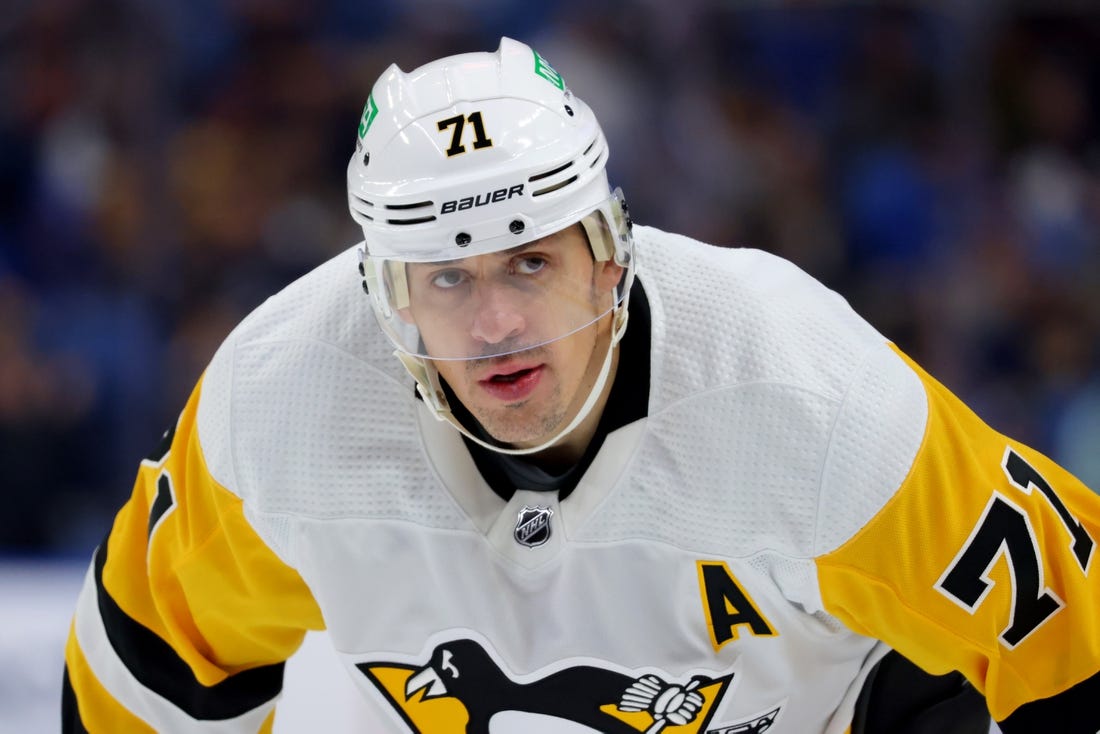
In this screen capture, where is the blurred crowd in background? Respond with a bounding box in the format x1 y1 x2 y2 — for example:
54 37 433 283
3 0 1100 554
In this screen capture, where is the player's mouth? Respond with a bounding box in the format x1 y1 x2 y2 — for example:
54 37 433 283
478 364 544 401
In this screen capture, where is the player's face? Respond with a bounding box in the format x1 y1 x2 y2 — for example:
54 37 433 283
405 225 623 447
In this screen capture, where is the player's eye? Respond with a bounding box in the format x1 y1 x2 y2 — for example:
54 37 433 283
430 269 467 289
513 256 547 276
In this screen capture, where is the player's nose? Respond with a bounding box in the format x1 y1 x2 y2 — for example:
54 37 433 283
469 285 526 345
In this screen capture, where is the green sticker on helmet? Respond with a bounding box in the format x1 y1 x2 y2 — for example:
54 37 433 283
358 93 379 138
533 50 564 90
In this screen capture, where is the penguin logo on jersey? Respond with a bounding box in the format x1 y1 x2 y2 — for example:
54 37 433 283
356 637 733 733
514 505 553 548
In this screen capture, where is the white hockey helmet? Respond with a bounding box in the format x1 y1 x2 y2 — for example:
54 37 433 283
347 37 633 364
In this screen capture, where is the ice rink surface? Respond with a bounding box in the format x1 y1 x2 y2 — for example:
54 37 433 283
1 558 1000 733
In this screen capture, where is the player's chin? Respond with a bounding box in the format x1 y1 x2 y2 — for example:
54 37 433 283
478 406 558 446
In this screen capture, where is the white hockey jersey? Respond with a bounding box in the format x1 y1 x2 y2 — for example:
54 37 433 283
65 225 1100 733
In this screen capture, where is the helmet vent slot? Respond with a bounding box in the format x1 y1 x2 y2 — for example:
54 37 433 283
377 200 436 225
349 195 375 222
588 148 605 169
387 215 436 225
531 175 579 197
529 160 574 183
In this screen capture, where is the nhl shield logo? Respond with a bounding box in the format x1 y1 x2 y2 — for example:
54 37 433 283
514 505 553 548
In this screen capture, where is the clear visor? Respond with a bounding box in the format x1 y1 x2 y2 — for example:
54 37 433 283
364 194 633 361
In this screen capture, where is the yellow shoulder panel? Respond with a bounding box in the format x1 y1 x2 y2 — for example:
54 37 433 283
817 346 1100 721
99 375 324 684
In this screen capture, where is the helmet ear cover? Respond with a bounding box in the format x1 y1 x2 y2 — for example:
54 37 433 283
582 208 614 263
356 254 409 318
582 186 632 265
383 260 410 312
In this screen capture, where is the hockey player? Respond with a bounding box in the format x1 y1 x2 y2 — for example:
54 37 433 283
64 38 1098 733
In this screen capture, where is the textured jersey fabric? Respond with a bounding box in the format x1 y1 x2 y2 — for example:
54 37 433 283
65 225 1100 733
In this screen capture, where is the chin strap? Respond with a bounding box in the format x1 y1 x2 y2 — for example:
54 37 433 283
397 303 629 457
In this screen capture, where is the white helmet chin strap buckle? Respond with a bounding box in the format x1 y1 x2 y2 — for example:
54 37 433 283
399 299 629 458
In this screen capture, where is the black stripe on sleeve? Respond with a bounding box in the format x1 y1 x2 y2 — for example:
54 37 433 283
61 665 91 733
147 473 175 539
997 668 1097 734
93 538 286 721
851 650 989 734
